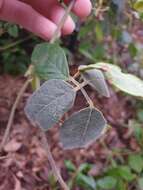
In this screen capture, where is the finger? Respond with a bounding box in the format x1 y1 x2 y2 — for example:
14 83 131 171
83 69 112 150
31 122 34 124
0 0 4 9
21 0 75 35
64 0 92 18
0 0 59 40
49 4 75 35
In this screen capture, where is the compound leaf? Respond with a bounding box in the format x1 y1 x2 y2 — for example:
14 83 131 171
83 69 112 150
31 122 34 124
60 107 107 149
25 79 76 130
80 68 110 97
31 43 69 80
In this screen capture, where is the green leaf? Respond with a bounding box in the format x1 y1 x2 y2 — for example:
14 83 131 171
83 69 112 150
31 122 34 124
117 166 135 182
65 160 76 172
116 179 126 190
78 163 92 173
31 43 69 80
128 154 143 173
76 173 96 190
25 79 76 130
7 25 18 38
107 166 135 182
134 0 143 12
97 176 117 189
79 66 110 97
80 63 143 98
131 121 143 143
137 109 143 122
95 23 103 42
60 107 107 149
138 177 143 190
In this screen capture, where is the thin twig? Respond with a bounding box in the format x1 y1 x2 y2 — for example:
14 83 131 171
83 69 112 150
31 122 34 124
74 81 87 91
50 0 76 43
40 130 69 190
0 78 31 152
69 77 94 108
73 71 80 79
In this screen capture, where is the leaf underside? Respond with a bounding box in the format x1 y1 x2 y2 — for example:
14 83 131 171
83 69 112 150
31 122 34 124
79 63 143 98
25 79 76 130
60 107 107 149
80 68 110 97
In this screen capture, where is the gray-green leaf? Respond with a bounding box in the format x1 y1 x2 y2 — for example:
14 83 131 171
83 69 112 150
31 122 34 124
97 176 117 189
80 63 143 98
60 107 107 149
79 66 110 97
31 43 69 80
138 177 143 190
25 79 76 130
128 154 143 173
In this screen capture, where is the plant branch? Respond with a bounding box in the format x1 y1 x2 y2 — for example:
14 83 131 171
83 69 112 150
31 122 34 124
0 78 31 152
74 81 87 91
69 76 94 108
50 0 76 43
73 71 80 79
40 130 69 190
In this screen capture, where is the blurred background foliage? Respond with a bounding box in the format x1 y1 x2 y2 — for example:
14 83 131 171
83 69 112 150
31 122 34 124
1 0 143 189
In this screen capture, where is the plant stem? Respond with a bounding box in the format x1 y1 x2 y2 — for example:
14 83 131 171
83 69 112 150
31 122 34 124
50 0 76 43
69 77 94 108
40 130 69 190
0 78 31 152
74 81 87 91
73 71 80 79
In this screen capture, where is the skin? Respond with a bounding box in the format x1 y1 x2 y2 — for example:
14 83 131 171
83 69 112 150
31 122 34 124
0 0 92 40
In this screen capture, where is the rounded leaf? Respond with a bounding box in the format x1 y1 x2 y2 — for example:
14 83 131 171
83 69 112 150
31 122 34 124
60 107 107 149
25 79 76 130
80 68 110 97
31 43 69 80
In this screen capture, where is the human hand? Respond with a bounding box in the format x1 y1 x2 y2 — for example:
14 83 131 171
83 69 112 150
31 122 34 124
0 0 92 40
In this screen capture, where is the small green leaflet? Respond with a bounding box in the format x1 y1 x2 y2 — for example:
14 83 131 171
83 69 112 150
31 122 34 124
128 154 143 173
117 166 135 182
79 66 110 97
80 63 143 98
97 176 117 189
25 79 76 130
7 24 19 38
60 107 107 149
76 173 96 190
31 43 69 80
